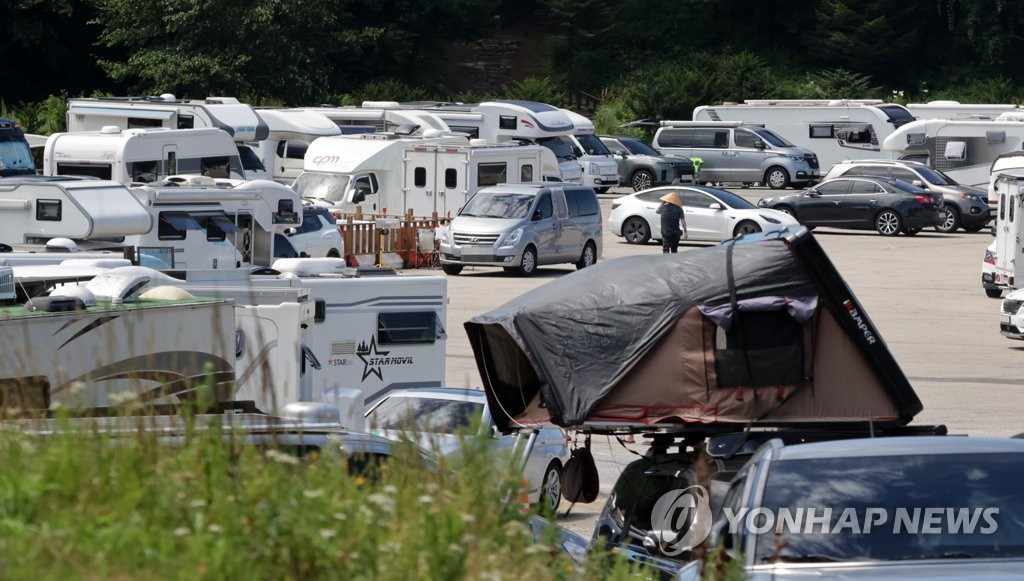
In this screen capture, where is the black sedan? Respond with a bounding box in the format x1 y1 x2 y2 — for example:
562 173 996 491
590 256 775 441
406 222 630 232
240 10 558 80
756 176 945 236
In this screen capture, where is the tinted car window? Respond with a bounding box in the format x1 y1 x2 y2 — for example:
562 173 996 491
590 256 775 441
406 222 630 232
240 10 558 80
890 168 919 183
753 129 795 148
706 189 757 210
756 453 1024 563
848 180 883 194
566 188 599 217
601 138 628 155
734 130 761 148
620 137 660 156
534 192 553 219
815 181 850 196
844 166 887 178
679 191 716 208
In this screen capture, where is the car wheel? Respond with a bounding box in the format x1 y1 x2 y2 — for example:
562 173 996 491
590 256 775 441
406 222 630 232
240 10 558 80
986 287 1003 299
442 264 463 275
622 217 651 244
631 170 654 191
733 220 762 238
774 205 797 219
764 166 791 190
964 225 987 233
596 187 610 194
517 246 537 276
538 460 562 514
875 209 902 236
741 182 754 189
327 248 341 258
902 227 921 236
935 204 960 233
575 242 597 270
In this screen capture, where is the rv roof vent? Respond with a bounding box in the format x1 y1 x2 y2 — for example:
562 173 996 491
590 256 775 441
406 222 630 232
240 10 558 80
361 101 401 109
25 295 87 312
100 125 122 134
45 237 78 253
60 258 133 269
391 124 420 136
49 285 96 307
139 285 195 301
280 401 342 425
158 93 177 102
0 265 14 302
469 138 489 147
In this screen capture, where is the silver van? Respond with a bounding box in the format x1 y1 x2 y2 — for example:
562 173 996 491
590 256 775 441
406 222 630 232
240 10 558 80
652 122 820 189
438 183 603 276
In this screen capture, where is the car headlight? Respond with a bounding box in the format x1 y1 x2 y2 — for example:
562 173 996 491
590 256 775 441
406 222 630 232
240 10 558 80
439 224 453 245
760 214 781 224
499 228 523 248
787 154 805 161
589 164 601 175
757 199 768 207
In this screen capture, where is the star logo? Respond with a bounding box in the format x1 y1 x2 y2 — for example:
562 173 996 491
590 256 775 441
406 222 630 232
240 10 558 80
357 336 390 382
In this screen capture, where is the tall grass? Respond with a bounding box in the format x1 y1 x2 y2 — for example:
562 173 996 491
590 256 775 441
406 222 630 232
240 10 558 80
0 401 648 580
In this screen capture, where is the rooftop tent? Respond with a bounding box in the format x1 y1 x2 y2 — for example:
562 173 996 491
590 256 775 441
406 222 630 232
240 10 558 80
466 227 923 432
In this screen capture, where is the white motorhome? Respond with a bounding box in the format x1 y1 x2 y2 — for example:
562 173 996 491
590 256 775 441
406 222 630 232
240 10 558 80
298 102 451 135
882 113 1024 188
559 108 619 192
294 132 561 216
990 170 1024 295
250 109 341 184
43 127 248 185
66 94 270 180
692 99 915 174
906 101 1022 121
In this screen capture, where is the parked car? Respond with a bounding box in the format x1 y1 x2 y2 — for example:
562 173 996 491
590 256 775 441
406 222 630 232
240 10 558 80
1000 287 1024 338
824 159 991 233
438 183 603 276
363 387 570 513
756 176 944 236
677 436 1024 580
286 205 344 258
598 135 695 191
608 185 799 244
983 241 1003 298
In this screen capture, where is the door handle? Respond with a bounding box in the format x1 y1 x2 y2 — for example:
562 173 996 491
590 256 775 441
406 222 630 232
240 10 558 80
426 190 433 197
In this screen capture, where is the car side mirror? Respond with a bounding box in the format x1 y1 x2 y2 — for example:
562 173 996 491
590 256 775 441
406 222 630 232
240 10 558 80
619 152 628 159
349 187 368 204
912 179 925 188
532 209 543 221
807 191 821 198
709 202 722 210
755 139 766 149
571 146 583 158
284 227 297 236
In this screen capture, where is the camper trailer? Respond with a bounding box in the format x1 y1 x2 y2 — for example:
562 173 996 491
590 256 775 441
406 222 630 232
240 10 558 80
294 132 561 216
987 169 1024 298
66 95 270 180
882 113 1024 188
0 118 35 178
0 267 236 411
692 99 914 174
43 127 248 185
906 101 1022 121
560 108 619 192
249 109 341 184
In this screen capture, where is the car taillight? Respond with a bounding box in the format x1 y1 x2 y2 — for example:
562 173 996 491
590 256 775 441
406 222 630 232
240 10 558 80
914 194 932 205
985 250 996 265
611 203 621 210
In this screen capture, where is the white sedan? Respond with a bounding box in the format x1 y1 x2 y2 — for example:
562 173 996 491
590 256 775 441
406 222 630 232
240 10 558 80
608 185 799 244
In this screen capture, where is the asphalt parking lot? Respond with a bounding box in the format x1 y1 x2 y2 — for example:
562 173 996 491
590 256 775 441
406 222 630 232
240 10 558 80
436 185 1018 537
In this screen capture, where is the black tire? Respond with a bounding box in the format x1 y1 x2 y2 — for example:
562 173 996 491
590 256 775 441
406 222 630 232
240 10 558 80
875 209 902 236
964 225 987 233
575 241 597 270
741 182 754 189
733 220 762 238
596 187 610 194
775 205 797 220
764 166 791 190
935 204 961 233
902 227 921 236
622 216 651 244
517 246 538 276
441 264 463 275
631 169 654 191
986 287 1003 299
538 460 562 514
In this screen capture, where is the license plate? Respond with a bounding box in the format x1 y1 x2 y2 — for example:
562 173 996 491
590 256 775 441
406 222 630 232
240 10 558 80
1001 314 1011 324
452 246 461 258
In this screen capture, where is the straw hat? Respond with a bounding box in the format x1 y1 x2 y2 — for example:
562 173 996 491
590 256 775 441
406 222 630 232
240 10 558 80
659 192 682 206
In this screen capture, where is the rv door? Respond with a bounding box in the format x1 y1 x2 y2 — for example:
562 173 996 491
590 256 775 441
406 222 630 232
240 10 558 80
996 177 1024 285
435 151 467 216
404 147 437 216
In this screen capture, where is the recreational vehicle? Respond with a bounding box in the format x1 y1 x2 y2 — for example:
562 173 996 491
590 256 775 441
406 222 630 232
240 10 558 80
0 118 35 178
294 132 561 216
692 99 914 174
560 108 619 192
297 103 451 135
66 94 270 180
249 108 341 184
43 127 248 185
882 113 1024 189
905 101 1022 121
987 169 1024 298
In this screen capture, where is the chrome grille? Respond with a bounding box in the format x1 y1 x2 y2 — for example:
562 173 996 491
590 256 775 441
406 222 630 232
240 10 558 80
453 232 501 245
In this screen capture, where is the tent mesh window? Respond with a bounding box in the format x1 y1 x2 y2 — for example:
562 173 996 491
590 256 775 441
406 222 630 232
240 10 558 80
713 309 804 387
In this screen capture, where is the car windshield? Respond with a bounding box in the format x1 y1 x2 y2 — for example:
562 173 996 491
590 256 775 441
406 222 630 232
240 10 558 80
916 166 957 186
292 172 350 203
705 188 757 210
366 396 483 434
538 136 577 162
0 133 36 177
459 191 535 219
620 137 660 156
576 133 612 156
755 452 1024 563
236 145 266 173
753 129 795 148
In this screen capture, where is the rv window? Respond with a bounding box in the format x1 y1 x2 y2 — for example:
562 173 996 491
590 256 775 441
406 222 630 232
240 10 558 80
36 199 62 221
56 162 112 180
414 166 427 188
158 211 202 240
809 124 834 138
499 115 517 131
138 247 175 269
713 309 804 387
445 168 458 189
203 213 238 241
276 141 309 160
477 163 508 187
377 311 437 344
1011 195 1016 222
0 376 51 410
521 164 533 182
201 156 231 179
237 146 266 173
1000 193 1006 221
177 115 194 130
166 151 177 175
128 117 162 129
129 160 159 183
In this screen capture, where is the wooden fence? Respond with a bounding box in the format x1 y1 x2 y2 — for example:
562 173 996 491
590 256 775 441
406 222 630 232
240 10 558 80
332 208 449 268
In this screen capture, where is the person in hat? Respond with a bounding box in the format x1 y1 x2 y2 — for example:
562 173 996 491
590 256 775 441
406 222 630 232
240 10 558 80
655 191 687 253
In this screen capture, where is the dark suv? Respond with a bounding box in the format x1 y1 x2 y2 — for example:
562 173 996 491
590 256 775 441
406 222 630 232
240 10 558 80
824 159 991 233
599 135 695 191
